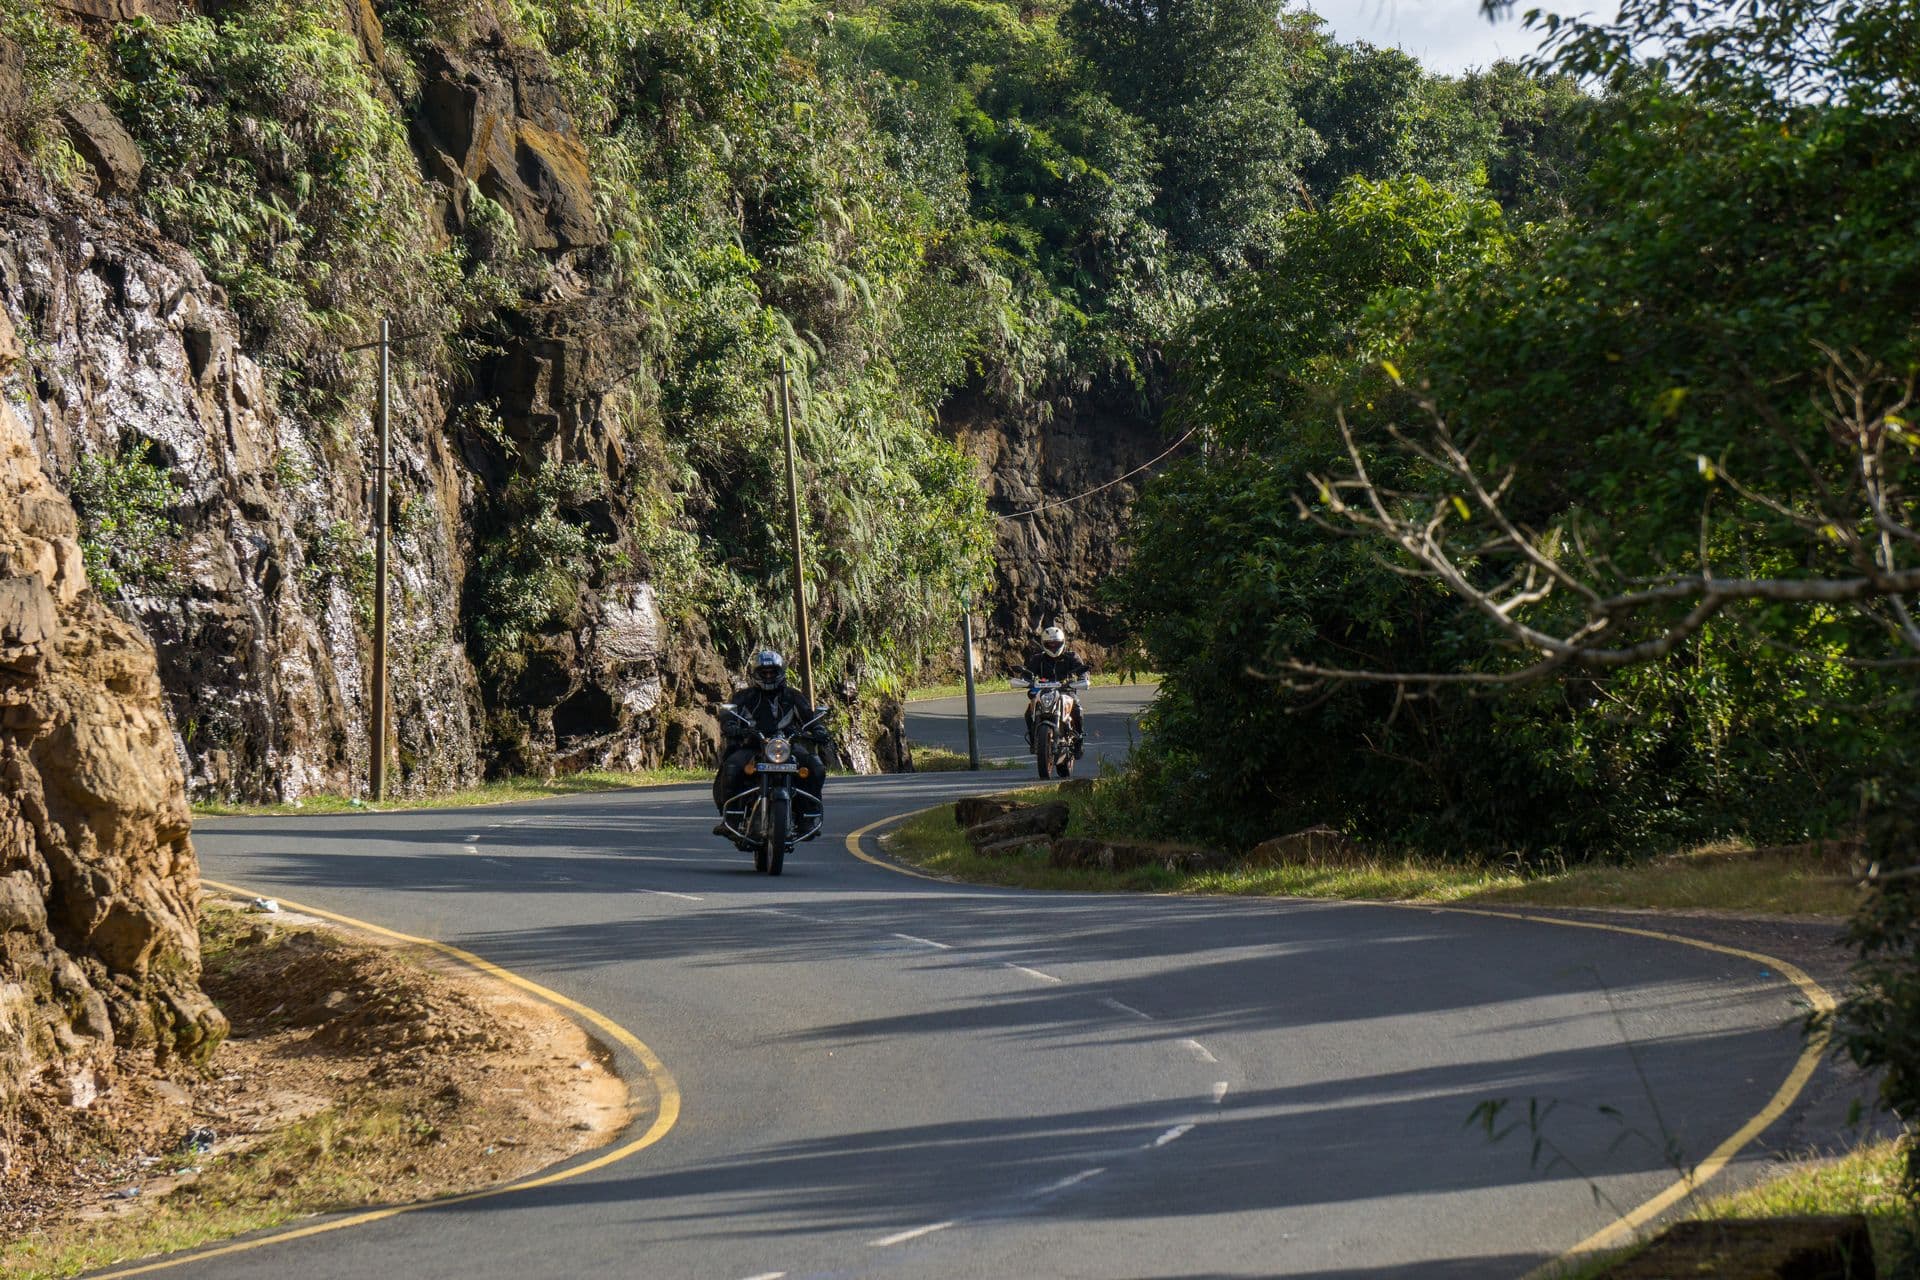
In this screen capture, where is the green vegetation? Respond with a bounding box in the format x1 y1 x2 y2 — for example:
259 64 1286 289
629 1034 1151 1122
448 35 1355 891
905 670 1158 703
467 462 620 675
1697 1139 1915 1273
1105 0 1920 1239
191 765 705 817
882 789 1864 916
1541 1138 1914 1279
64 445 179 597
904 744 1021 773
106 3 462 399
0 0 1599 743
0 0 96 176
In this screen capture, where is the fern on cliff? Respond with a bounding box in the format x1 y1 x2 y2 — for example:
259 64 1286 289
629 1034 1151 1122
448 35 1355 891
106 2 462 418
506 0 996 691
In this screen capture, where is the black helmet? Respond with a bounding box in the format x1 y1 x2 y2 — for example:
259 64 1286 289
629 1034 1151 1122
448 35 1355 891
751 650 787 691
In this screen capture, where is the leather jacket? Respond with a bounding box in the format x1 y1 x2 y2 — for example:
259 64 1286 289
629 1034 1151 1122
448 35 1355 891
1017 650 1091 683
725 685 823 744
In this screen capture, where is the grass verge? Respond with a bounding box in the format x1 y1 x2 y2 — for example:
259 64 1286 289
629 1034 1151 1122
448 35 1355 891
905 672 1160 702
192 766 708 817
7 1100 452 1279
879 784 1861 917
908 744 1022 773
3 904 623 1279
1543 1138 1914 1278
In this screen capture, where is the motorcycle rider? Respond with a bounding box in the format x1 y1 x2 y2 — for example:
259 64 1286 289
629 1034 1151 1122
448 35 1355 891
712 650 828 840
1015 625 1090 759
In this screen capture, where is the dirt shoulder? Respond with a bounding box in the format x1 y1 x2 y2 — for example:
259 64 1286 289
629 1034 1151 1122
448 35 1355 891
2 898 630 1279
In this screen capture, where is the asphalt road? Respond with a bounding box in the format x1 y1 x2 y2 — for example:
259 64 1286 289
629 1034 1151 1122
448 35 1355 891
171 686 1838 1280
906 682 1156 769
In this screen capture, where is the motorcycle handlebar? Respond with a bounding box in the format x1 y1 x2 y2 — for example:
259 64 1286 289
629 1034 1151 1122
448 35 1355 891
719 702 832 744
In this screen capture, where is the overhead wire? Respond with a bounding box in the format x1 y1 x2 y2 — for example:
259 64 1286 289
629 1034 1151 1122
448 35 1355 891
993 425 1199 522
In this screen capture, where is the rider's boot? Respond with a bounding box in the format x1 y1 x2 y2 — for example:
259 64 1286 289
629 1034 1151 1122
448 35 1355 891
1073 734 1085 760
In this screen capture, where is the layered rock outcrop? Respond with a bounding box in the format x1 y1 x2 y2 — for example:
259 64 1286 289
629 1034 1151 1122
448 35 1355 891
0 5 910 799
0 182 488 800
0 304 225 1124
942 389 1171 670
0 12 748 802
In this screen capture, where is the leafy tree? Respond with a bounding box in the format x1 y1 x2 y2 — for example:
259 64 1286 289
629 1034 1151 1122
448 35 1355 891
1066 0 1315 272
1291 35 1495 204
1457 60 1595 219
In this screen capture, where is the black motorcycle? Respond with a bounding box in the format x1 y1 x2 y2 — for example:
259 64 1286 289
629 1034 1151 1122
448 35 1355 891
716 704 828 876
1021 677 1088 779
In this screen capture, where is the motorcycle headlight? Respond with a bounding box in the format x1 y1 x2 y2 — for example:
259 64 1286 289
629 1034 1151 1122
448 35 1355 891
765 737 792 764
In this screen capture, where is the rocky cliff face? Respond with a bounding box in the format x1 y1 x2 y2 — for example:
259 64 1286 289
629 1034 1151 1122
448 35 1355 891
0 7 844 800
2 0 1019 801
0 178 489 800
0 302 225 1135
942 389 1170 672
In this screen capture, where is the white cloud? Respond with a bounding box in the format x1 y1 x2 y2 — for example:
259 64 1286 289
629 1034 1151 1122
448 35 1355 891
1294 0 1553 74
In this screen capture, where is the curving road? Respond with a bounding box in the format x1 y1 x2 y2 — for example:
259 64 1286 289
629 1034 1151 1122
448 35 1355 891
169 687 1836 1280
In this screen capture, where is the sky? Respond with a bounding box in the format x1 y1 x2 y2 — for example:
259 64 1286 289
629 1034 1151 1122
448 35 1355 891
1296 0 1555 73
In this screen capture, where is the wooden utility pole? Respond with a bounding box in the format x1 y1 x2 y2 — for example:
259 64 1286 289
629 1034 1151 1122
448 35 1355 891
370 318 391 801
962 600 980 770
777 355 816 708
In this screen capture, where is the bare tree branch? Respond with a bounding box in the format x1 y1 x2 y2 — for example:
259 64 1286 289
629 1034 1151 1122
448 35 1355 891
1277 352 1920 687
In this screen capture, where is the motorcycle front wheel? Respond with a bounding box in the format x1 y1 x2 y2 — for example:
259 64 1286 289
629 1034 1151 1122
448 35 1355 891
1035 724 1054 779
766 802 788 876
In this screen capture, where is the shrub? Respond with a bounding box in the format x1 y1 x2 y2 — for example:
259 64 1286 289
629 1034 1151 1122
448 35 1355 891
107 1 454 367
468 462 618 673
65 445 179 598
0 0 99 177
1828 789 1920 1208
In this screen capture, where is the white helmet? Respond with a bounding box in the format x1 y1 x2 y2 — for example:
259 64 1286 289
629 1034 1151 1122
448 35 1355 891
1041 625 1067 657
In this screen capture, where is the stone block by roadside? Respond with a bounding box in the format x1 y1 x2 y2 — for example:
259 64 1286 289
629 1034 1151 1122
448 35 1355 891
1245 825 1365 867
955 795 1022 829
1050 837 1220 875
976 836 1051 859
964 802 1069 848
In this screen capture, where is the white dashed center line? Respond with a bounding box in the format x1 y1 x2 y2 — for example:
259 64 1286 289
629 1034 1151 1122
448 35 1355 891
1005 963 1064 984
1150 1123 1195 1148
1099 998 1152 1020
738 1272 787 1280
891 933 952 950
640 888 704 901
1034 1167 1107 1196
1180 1038 1218 1063
1212 1081 1231 1104
870 1220 959 1247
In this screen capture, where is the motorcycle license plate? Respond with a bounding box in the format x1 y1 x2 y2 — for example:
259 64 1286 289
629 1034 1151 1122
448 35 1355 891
759 762 799 773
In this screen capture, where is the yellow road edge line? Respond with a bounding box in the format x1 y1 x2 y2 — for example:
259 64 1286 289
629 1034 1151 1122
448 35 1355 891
845 808 954 882
86 880 685 1280
846 804 1841 1277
